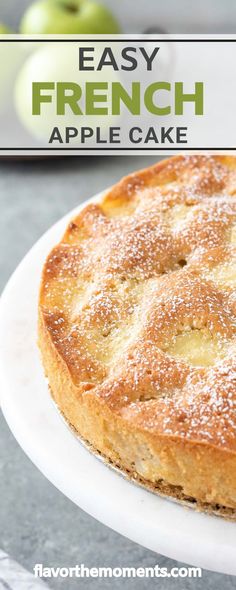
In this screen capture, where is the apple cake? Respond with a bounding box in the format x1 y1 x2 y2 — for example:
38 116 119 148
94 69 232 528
38 155 236 518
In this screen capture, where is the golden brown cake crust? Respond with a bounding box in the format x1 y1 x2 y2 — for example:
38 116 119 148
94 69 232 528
38 155 236 513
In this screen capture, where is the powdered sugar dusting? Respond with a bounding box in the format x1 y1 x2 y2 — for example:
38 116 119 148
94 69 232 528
41 155 236 451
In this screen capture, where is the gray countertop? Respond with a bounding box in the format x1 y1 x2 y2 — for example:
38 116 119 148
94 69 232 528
1 1 236 589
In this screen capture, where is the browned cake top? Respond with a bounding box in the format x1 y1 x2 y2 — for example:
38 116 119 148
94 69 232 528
40 155 236 453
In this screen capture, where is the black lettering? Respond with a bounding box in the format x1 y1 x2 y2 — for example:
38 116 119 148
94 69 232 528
79 47 94 71
49 127 63 143
139 46 160 70
129 127 142 143
176 127 188 143
97 48 119 70
121 47 137 71
161 127 174 143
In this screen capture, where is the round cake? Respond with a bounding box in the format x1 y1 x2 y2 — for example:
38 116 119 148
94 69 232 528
38 155 236 518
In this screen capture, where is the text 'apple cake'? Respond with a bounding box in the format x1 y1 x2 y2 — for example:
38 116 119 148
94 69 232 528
38 155 236 518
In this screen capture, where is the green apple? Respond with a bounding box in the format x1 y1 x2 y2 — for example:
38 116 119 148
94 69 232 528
0 34 34 113
20 0 121 34
15 42 120 142
0 23 12 34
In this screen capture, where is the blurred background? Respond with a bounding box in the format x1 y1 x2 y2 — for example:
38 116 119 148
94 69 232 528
3 0 236 33
1 2 236 590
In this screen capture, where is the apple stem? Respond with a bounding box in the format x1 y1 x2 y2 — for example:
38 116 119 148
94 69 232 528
59 2 78 13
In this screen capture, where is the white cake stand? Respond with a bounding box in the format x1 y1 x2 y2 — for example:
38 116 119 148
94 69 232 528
0 195 236 576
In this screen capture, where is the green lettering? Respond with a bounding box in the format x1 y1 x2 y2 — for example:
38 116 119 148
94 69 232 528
32 82 54 115
57 82 82 115
86 82 108 115
175 82 204 115
112 82 140 115
144 82 171 115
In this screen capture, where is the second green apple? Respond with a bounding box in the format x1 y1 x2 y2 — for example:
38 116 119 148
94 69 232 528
20 0 120 34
